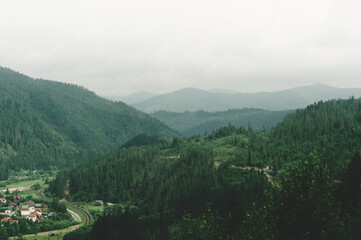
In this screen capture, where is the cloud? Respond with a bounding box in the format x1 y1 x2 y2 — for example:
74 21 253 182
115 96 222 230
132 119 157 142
1 0 361 95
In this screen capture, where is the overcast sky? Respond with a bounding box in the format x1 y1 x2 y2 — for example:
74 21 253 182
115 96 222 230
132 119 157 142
1 0 361 96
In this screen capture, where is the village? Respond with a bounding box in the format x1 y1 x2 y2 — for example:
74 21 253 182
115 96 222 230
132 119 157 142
0 193 50 224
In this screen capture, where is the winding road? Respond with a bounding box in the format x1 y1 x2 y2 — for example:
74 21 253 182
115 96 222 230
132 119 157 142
37 189 91 225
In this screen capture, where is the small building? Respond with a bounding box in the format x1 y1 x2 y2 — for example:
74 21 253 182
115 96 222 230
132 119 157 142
35 208 42 212
4 209 14 217
35 203 42 208
8 202 17 208
21 204 34 212
0 217 8 222
23 201 35 208
35 212 42 220
0 198 6 204
14 196 21 202
21 209 30 217
95 200 104 206
10 220 19 224
28 213 37 222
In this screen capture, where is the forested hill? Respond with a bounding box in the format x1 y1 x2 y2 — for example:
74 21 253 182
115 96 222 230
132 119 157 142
0 67 177 176
52 98 361 239
55 97 361 203
270 97 361 177
150 109 291 136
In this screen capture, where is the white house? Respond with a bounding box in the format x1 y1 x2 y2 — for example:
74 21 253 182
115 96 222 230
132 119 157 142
4 210 14 216
27 213 37 222
21 209 30 217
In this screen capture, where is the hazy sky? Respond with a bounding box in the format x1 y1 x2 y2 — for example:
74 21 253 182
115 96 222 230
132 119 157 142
1 0 361 96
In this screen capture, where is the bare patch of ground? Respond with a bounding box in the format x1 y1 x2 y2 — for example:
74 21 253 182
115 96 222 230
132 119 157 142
0 187 30 193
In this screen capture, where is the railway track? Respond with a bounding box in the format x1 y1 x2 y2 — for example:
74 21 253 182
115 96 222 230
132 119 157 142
67 203 91 225
37 189 91 225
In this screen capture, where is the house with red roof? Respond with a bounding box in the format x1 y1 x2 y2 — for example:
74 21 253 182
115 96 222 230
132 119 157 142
0 217 8 222
28 213 37 222
21 208 30 217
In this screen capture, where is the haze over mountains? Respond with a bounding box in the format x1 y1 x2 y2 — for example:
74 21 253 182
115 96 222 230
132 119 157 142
150 109 291 136
106 91 159 105
126 84 361 113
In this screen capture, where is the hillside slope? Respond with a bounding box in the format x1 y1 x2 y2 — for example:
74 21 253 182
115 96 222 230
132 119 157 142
0 67 177 175
150 109 291 136
58 97 361 203
55 98 361 239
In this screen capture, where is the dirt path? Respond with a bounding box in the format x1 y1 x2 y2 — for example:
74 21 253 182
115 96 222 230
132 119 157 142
235 165 279 187
10 224 82 239
0 187 30 193
214 161 279 187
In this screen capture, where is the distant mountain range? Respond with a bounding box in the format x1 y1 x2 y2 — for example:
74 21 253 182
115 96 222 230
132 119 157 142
0 67 177 174
150 109 292 136
106 91 159 105
127 84 361 113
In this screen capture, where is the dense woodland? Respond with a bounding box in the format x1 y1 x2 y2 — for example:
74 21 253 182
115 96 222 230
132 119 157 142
0 67 176 179
1 67 361 239
54 98 361 239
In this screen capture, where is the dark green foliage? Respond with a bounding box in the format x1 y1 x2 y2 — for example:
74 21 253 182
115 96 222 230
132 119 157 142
339 152 361 209
31 182 41 190
150 109 291 136
170 208 225 240
0 67 177 176
56 144 270 239
63 225 92 240
67 146 217 213
337 152 361 238
48 170 69 198
68 147 162 202
51 98 361 239
92 207 161 240
51 198 67 213
271 98 361 177
264 155 343 239
121 134 167 148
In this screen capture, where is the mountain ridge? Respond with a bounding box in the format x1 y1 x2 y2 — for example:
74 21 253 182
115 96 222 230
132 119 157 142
0 66 177 175
131 84 361 113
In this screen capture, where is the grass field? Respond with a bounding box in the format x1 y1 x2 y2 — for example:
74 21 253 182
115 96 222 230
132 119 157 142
10 224 81 240
12 232 66 240
81 204 104 212
0 179 44 190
